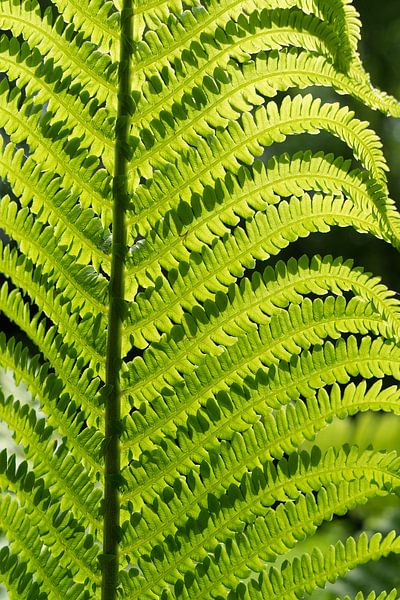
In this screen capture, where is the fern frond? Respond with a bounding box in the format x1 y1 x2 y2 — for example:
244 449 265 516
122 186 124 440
0 295 104 424
130 94 389 189
257 532 400 600
133 5 352 77
122 479 386 598
126 149 398 279
0 0 117 104
114 340 399 507
122 296 390 418
0 146 111 269
130 81 396 211
0 338 102 473
126 182 398 302
0 547 47 600
0 451 100 586
123 253 400 356
0 276 105 387
134 48 400 136
124 194 395 344
121 446 400 598
121 381 400 509
132 64 399 203
0 245 107 374
0 493 95 598
261 336 400 407
121 435 400 554
0 392 102 532
0 34 116 167
120 388 400 561
50 0 119 57
0 199 107 318
1 0 400 597
338 592 400 600
0 84 113 219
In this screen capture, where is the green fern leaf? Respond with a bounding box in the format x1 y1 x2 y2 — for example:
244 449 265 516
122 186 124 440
1 0 400 598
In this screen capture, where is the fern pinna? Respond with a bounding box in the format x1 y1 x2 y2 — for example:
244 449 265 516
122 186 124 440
0 0 400 598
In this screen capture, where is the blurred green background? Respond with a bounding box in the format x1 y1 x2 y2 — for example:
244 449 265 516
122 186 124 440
1 1 400 598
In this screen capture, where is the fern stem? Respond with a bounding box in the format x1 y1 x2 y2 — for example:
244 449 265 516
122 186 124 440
102 1 133 598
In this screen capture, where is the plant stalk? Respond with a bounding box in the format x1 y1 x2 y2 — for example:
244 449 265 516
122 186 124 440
102 1 133 597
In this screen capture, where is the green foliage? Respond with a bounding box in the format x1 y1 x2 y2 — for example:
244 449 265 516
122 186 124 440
0 0 399 598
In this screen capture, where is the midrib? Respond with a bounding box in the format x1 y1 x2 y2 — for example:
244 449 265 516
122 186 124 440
102 1 133 598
